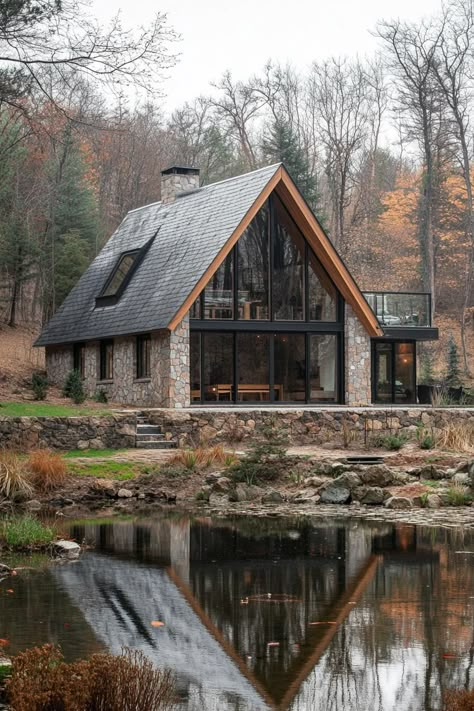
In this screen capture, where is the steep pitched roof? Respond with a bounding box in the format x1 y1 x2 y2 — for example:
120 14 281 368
36 163 381 347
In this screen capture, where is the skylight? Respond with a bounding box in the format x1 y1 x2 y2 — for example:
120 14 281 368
101 250 139 297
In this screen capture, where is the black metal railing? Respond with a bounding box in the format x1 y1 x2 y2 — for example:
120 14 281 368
363 291 432 328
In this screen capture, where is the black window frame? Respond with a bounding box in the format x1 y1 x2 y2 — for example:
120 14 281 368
371 339 417 404
95 234 157 308
73 342 86 379
136 333 151 379
99 339 114 381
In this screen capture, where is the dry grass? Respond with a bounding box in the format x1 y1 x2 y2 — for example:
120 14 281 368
0 450 32 501
444 690 474 710
28 449 67 491
437 422 474 453
169 444 237 471
6 644 175 711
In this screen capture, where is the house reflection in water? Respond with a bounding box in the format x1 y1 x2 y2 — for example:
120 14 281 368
48 517 474 711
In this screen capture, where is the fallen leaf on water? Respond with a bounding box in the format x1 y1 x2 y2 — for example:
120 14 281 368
0 640 9 647
309 621 337 625
11 571 17 576
151 621 165 627
6 589 14 594
442 654 457 659
267 642 280 647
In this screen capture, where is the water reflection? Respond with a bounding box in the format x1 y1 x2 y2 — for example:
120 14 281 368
1 515 474 710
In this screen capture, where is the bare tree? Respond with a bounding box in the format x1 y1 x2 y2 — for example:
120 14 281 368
376 17 446 314
431 0 474 372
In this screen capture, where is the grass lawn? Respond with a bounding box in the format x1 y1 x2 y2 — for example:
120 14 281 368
0 402 111 417
67 460 137 481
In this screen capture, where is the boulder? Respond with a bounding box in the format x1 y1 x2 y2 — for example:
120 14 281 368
53 540 81 559
304 476 326 488
291 489 321 504
205 472 221 485
453 472 470 486
209 492 229 506
117 488 133 499
24 499 42 511
320 484 351 504
360 487 385 505
261 490 284 504
359 465 396 487
230 484 263 502
426 494 442 509
90 479 116 497
332 472 361 490
418 465 447 481
384 496 413 510
212 477 232 493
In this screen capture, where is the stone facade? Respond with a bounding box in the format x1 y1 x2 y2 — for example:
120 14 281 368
0 414 136 450
345 306 372 406
144 406 474 448
45 318 191 408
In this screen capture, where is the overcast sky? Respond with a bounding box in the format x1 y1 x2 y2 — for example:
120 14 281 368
94 0 441 111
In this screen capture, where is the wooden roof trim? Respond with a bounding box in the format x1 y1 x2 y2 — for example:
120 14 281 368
167 166 283 331
275 172 382 337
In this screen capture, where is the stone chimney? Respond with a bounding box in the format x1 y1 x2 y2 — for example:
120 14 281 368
160 166 200 204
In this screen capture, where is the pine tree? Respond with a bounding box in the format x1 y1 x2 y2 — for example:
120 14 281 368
43 125 100 318
445 335 461 388
262 118 324 219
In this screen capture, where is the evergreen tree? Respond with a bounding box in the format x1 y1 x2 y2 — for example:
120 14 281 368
445 335 461 388
43 125 100 318
262 118 324 219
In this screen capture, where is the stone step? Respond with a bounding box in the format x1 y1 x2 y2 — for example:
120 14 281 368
137 425 162 435
136 440 177 450
136 433 166 442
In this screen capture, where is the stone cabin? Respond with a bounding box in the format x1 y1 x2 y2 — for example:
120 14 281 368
36 164 438 407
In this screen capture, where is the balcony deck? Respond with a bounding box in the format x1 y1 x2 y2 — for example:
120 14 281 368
363 291 438 340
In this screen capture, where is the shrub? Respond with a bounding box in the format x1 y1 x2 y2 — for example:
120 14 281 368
31 372 48 401
63 370 85 404
29 449 67 491
94 389 108 403
446 485 472 507
416 424 435 450
1 516 54 548
0 451 32 501
373 433 409 451
228 424 289 486
6 644 175 711
444 689 474 710
169 444 236 471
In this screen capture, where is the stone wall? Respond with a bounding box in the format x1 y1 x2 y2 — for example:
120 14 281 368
0 414 136 450
45 321 191 408
144 406 474 448
344 306 371 406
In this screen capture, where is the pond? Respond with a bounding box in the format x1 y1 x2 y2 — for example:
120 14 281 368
1 513 474 711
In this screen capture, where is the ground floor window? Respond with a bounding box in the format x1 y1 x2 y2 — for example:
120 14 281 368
136 334 151 379
191 331 340 404
73 342 85 379
373 340 416 404
99 339 114 381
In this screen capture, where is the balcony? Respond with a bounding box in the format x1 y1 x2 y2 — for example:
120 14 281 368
363 292 438 340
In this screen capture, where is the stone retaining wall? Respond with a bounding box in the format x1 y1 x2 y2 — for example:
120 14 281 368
0 414 136 450
143 407 474 447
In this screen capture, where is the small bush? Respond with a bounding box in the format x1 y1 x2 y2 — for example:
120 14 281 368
446 485 472 507
444 689 474 710
416 424 435 450
31 372 48 401
63 370 85 404
0 451 32 501
6 644 175 711
29 449 67 491
228 424 289 486
169 444 236 471
1 516 54 548
373 433 409 451
94 389 108 403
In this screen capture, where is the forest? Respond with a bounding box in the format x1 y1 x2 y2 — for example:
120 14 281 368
0 0 473 380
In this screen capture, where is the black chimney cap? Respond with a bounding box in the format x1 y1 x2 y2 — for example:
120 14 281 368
161 166 200 176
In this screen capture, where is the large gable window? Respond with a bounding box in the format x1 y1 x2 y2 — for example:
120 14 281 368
189 192 343 404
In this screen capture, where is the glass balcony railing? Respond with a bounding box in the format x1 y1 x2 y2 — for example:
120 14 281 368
363 291 432 328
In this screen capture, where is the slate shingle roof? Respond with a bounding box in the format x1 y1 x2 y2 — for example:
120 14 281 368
36 163 281 347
